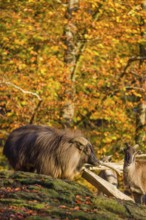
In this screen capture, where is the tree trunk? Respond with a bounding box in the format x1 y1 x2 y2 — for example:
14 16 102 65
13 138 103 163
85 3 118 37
135 1 146 145
62 0 79 127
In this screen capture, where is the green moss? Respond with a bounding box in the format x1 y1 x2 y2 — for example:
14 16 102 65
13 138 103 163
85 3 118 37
25 217 54 220
0 198 27 206
125 202 146 220
1 171 146 220
26 203 46 210
93 196 129 217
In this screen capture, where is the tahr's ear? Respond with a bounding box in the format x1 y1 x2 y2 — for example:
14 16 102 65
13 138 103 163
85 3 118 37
70 137 89 145
69 137 91 153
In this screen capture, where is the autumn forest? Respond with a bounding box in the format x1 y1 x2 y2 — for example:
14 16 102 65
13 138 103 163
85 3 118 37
0 0 146 159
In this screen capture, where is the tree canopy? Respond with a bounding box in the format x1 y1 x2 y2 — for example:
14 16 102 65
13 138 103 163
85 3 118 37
0 0 146 157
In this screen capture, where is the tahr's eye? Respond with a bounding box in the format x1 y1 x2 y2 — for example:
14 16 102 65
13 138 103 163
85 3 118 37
84 145 91 155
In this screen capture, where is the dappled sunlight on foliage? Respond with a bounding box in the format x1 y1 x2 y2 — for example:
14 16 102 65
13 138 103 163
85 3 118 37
0 0 146 163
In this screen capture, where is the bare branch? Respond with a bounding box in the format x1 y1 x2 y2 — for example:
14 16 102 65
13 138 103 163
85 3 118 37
68 2 104 82
29 99 42 124
98 161 122 176
120 56 146 78
136 154 146 158
1 81 43 124
1 81 42 101
89 162 123 174
126 86 145 92
71 42 86 81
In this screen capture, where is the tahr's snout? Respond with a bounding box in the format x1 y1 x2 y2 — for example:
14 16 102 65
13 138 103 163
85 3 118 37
88 152 99 166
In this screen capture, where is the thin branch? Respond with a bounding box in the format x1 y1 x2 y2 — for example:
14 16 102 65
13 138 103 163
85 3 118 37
126 86 145 92
130 70 142 78
98 161 122 176
68 2 104 82
71 42 86 81
1 81 42 124
1 81 42 101
120 56 146 78
136 154 146 158
29 99 42 124
87 162 123 174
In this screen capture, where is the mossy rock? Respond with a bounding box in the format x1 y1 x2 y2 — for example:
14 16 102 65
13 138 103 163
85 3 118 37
0 171 146 220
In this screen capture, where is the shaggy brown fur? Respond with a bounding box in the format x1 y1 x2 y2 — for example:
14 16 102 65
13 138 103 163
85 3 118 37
3 125 99 180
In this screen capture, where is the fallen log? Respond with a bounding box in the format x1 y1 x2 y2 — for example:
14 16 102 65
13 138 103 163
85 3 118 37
82 168 134 202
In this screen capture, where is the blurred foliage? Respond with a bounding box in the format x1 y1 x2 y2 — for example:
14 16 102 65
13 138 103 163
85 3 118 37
0 0 146 164
0 147 8 170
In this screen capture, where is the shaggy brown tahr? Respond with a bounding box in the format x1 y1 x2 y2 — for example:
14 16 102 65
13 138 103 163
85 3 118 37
3 124 99 180
123 143 146 204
